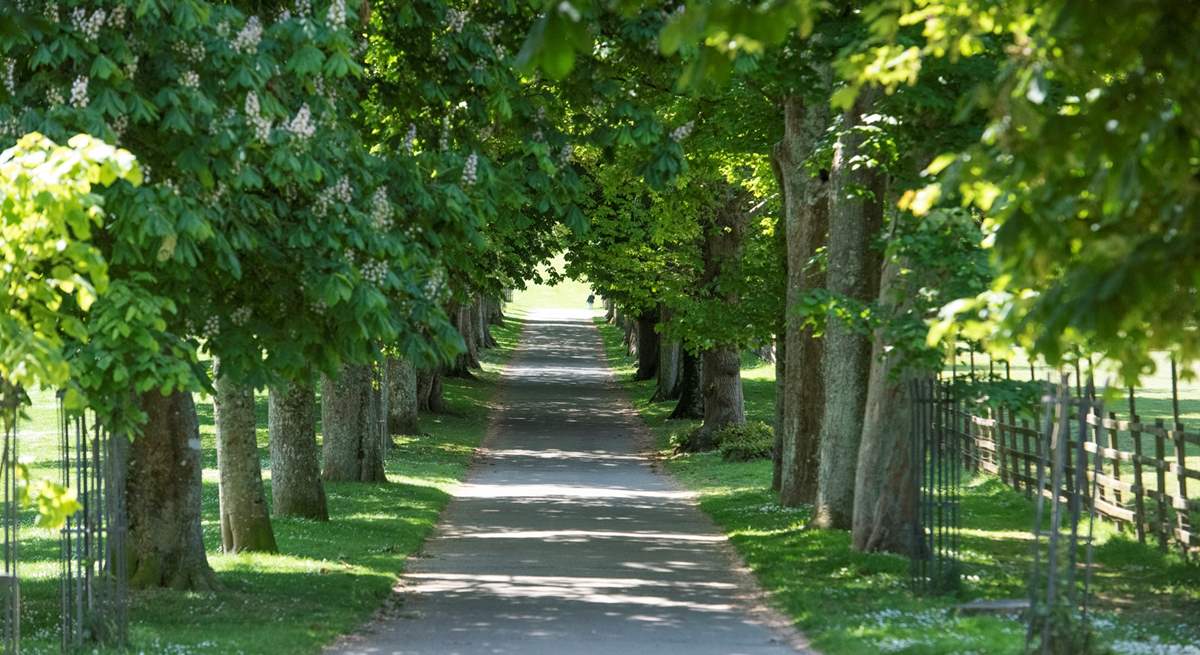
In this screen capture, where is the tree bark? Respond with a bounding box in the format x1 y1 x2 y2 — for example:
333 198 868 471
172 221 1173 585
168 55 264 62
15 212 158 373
776 93 832 507
852 258 919 556
321 363 388 483
604 298 615 323
214 360 277 553
268 379 328 520
670 350 704 419
623 315 637 357
387 356 420 435
693 183 749 444
416 366 446 413
447 301 480 378
652 306 682 402
633 310 659 381
127 390 218 590
486 296 505 326
813 91 886 529
695 347 745 448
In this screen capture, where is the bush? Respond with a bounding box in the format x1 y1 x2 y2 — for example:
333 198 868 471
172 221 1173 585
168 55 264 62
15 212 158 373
670 421 775 460
716 421 775 462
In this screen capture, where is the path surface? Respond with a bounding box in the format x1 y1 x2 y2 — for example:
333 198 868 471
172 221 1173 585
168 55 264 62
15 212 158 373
331 308 805 655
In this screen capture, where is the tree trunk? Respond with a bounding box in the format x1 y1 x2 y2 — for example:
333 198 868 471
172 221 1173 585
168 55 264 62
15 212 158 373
669 350 704 419
214 360 277 553
813 91 886 529
321 363 388 483
776 93 832 508
773 331 786 492
693 182 749 444
486 296 505 326
695 347 745 448
633 310 659 381
268 379 328 521
387 356 420 435
479 299 498 348
623 316 637 357
604 298 615 323
127 390 218 590
652 306 682 402
447 301 480 378
852 258 919 556
416 366 446 413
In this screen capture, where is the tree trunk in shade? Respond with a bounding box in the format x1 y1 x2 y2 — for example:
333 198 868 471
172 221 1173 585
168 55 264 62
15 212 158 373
268 379 328 521
670 350 704 419
447 301 480 378
693 182 749 445
214 360 277 553
775 92 832 508
416 366 446 413
813 90 885 530
633 310 659 381
127 390 218 590
387 356 420 435
652 307 682 403
321 363 387 483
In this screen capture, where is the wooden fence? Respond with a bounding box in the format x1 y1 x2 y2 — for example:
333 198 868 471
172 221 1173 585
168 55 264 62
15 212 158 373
947 396 1198 554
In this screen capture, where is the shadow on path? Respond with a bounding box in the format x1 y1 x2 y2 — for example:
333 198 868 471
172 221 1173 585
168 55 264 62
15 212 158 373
329 307 806 655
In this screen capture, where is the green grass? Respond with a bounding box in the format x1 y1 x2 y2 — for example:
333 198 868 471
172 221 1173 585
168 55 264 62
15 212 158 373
594 318 1200 655
10 319 524 654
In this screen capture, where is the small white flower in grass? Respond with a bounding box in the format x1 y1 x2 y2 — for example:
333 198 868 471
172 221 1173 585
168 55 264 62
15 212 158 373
461 152 478 186
327 0 347 28
69 76 89 108
233 16 263 54
670 120 694 141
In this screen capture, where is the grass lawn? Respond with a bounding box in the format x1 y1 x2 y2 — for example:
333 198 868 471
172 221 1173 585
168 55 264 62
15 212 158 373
9 318 525 654
594 318 1200 655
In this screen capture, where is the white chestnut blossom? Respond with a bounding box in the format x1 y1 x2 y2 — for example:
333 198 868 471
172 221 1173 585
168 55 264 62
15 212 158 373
245 92 272 142
314 177 353 217
286 103 316 140
361 259 388 285
2 60 14 96
108 5 127 29
327 0 347 28
127 55 139 78
71 8 106 42
671 120 694 141
233 16 263 54
295 0 312 16
461 152 478 186
230 306 252 327
371 188 394 230
402 123 417 154
69 76 89 108
110 115 128 139
446 9 467 32
559 144 574 165
202 315 220 340
180 70 200 89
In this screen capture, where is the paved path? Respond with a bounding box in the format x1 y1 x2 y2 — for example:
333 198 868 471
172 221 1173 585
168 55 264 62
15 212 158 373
331 308 805 655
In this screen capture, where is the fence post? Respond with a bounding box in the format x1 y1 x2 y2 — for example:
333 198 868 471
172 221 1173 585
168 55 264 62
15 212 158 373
1154 418 1169 552
1170 359 1191 559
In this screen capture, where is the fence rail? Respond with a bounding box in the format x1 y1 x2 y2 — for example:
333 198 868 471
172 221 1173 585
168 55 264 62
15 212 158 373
951 399 1197 553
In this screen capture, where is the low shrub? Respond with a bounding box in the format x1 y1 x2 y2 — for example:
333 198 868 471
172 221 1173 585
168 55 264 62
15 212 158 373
716 421 774 462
